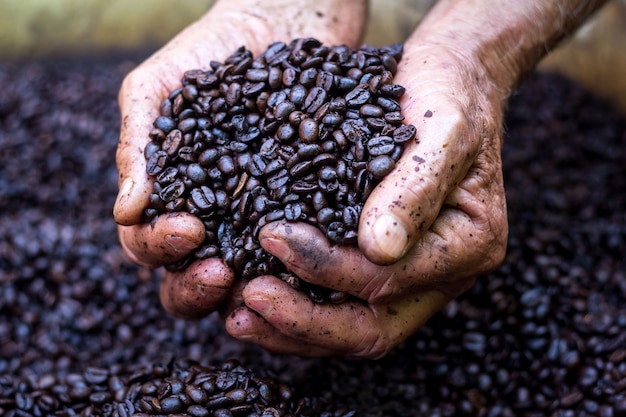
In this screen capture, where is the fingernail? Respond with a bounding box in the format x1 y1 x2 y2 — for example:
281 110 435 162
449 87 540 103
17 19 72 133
247 296 275 318
261 237 291 262
115 177 134 206
165 234 199 252
371 214 409 260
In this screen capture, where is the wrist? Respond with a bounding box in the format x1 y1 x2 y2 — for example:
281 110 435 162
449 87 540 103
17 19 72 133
406 0 607 105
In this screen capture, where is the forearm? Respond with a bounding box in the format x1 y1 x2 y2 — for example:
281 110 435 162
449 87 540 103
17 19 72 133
406 0 607 102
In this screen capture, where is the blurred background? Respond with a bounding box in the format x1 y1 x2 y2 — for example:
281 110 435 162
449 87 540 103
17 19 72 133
1 0 625 113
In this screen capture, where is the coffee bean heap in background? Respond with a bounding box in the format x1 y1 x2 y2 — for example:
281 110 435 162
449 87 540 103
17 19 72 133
143 38 416 300
1 58 625 416
0 358 328 417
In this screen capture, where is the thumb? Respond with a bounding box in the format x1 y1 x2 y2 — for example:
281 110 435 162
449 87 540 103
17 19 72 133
113 69 164 226
358 65 480 265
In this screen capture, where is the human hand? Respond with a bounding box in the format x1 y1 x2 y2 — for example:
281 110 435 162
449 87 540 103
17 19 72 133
113 0 367 319
225 38 509 358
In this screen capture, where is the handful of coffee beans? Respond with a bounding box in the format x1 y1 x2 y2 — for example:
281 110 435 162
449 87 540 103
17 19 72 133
144 38 416 302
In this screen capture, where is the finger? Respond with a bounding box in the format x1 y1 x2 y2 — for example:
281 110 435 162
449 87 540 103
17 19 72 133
261 178 505 302
118 212 205 268
160 257 234 320
113 64 168 226
225 306 339 357
358 52 485 265
240 276 448 359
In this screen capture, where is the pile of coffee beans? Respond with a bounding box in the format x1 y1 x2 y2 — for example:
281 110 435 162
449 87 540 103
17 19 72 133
0 357 330 417
142 38 416 300
1 57 625 416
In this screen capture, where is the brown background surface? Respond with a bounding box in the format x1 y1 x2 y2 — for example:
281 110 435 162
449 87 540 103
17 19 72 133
1 0 625 113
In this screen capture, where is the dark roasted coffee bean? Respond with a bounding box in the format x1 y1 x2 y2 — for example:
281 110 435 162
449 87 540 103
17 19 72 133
379 83 406 98
288 84 307 107
159 180 185 202
335 76 358 91
190 186 216 210
163 129 183 156
263 158 285 176
217 155 237 175
327 221 346 243
187 405 211 417
316 71 334 91
237 126 261 143
157 166 179 185
367 135 394 156
322 112 343 126
242 81 265 97
274 101 296 122
291 180 318 194
384 111 404 124
262 67 280 89
160 396 184 414
247 154 267 177
154 116 177 133
288 110 307 126
177 145 195 161
267 169 289 190
299 118 319 143
377 96 401 112
186 163 207 184
341 119 370 143
213 409 234 417
367 155 395 179
360 104 384 118
303 87 327 114
245 68 269 82
284 203 303 221
393 124 417 143
342 206 359 229
289 160 314 178
345 84 371 107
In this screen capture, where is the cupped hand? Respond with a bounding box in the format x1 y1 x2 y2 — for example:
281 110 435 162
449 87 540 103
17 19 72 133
113 0 367 319
226 41 510 358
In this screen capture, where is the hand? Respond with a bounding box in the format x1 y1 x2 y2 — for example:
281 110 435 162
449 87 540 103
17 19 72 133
225 40 509 358
113 0 367 319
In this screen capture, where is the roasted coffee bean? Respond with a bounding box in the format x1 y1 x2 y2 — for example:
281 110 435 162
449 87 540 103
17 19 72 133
187 405 211 417
377 96 401 112
299 118 319 143
367 155 395 179
267 169 289 190
360 104 384 118
190 186 216 210
273 101 296 122
303 87 327 114
393 124 417 143
186 163 207 184
163 129 183 156
384 110 404 124
154 116 177 133
345 84 371 107
367 135 394 156
245 68 269 82
341 119 370 143
159 180 185 202
335 76 358 92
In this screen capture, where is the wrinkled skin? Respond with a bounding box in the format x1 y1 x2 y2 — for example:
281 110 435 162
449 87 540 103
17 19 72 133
115 0 605 357
115 0 368 319
225 43 508 358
